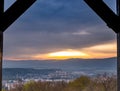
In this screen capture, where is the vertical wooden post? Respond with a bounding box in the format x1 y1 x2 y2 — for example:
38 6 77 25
117 0 120 91
0 0 36 91
117 33 120 91
0 1 4 91
0 0 4 14
0 32 3 91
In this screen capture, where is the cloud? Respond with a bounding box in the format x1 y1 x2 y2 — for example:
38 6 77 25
3 0 116 60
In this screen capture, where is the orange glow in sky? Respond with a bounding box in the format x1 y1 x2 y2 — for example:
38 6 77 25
31 49 90 60
34 42 116 60
46 50 90 59
81 42 117 58
4 42 116 60
32 41 116 60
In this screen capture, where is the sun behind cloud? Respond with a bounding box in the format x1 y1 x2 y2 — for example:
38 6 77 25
4 42 116 61
46 49 90 60
32 49 90 60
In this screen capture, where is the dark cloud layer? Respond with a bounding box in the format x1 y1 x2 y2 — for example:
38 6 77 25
4 0 116 58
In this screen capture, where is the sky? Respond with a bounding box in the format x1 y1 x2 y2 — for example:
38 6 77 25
3 0 117 60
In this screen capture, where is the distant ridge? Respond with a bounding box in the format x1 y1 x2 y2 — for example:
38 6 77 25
3 57 117 80
3 57 117 69
4 57 117 62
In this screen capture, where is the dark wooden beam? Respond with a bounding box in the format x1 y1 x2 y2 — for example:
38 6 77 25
0 0 4 14
117 0 120 91
0 1 4 91
0 0 4 31
0 32 3 91
0 1 36 91
84 0 120 33
0 0 36 32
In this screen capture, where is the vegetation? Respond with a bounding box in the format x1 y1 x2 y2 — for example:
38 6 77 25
6 74 117 91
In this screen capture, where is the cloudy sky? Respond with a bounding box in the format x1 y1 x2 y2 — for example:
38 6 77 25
3 0 117 60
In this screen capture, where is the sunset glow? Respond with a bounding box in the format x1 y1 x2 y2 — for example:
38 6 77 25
81 42 117 58
47 50 90 59
4 42 116 61
32 42 116 60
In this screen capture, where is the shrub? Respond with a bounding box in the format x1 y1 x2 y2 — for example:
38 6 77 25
8 74 117 91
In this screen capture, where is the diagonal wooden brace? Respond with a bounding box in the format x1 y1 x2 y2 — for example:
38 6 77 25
0 0 36 32
84 0 120 33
